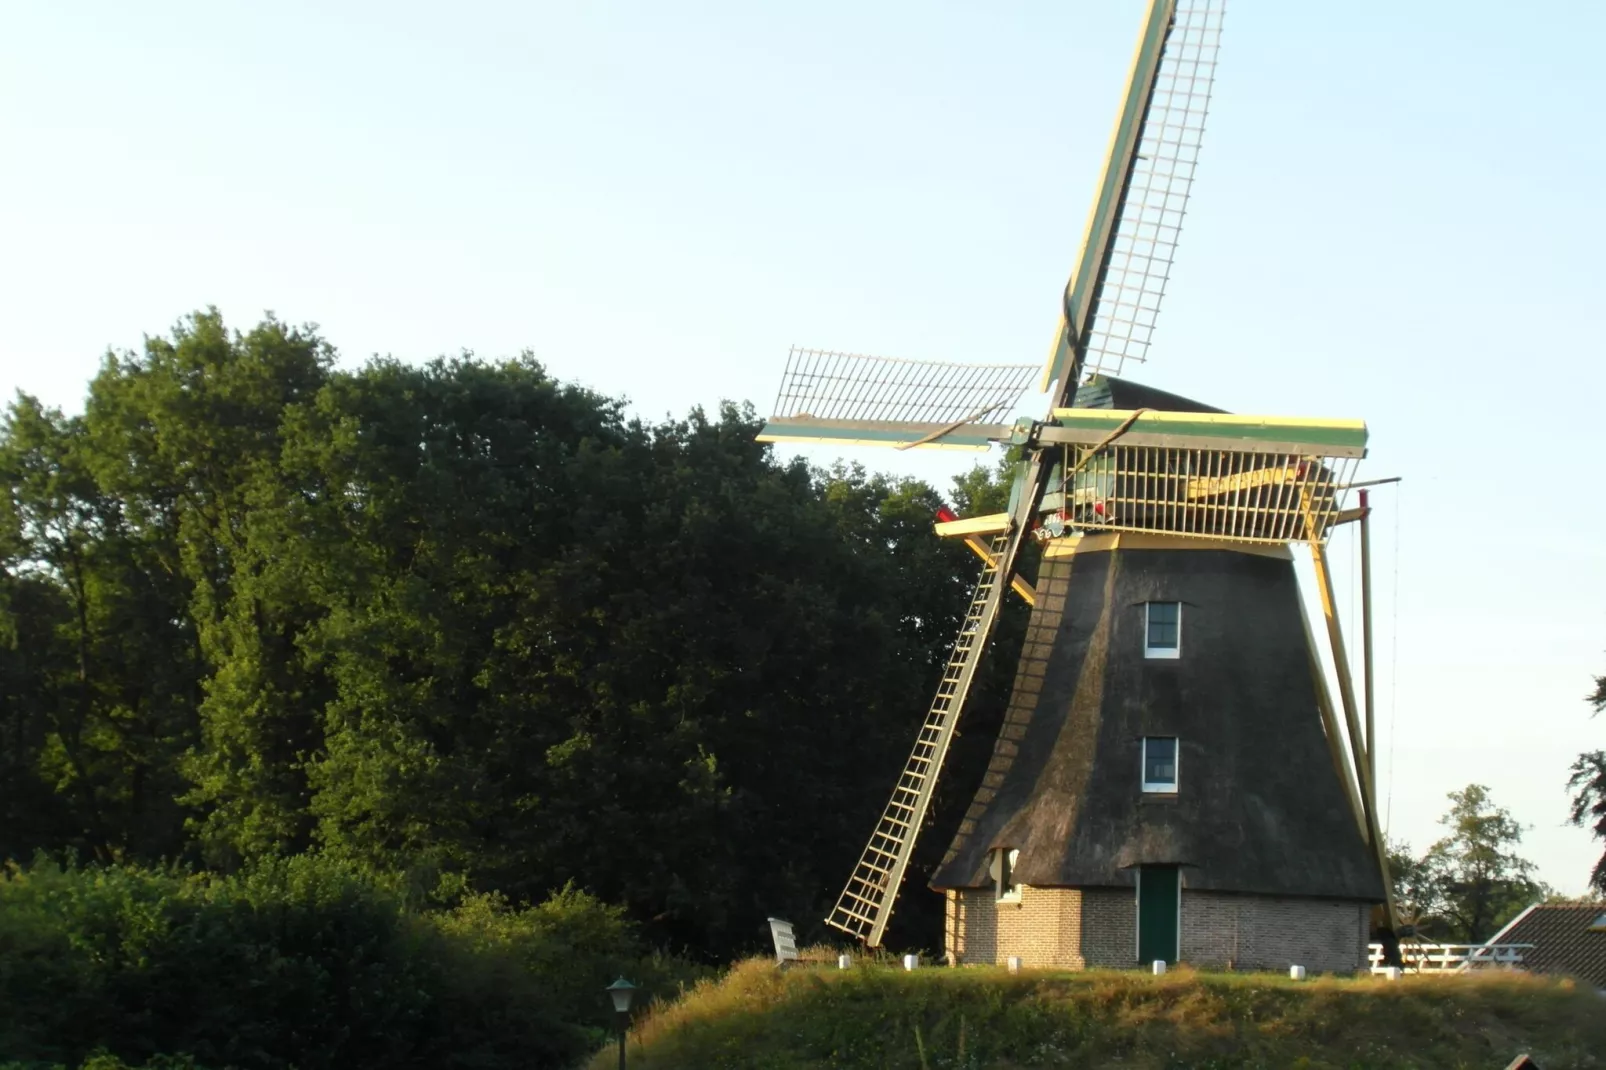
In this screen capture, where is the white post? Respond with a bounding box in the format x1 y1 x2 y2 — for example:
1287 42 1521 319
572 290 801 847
838 953 852 970
902 953 920 971
1289 965 1306 981
1152 960 1167 976
1007 956 1022 974
1384 966 1402 981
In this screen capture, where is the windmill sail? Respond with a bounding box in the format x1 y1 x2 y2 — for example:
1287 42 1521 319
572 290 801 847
757 347 1038 451
1043 0 1226 396
815 0 1231 949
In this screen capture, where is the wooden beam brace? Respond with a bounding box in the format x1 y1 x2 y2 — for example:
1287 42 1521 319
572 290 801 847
1298 591 1370 847
960 535 1037 606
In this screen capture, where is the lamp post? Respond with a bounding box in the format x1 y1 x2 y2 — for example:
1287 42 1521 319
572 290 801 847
606 977 636 1070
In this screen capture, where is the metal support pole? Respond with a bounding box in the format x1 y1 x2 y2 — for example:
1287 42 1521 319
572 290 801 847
1359 490 1376 796
617 1015 627 1070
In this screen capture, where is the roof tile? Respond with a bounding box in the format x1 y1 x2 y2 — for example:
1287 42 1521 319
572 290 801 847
1497 903 1606 988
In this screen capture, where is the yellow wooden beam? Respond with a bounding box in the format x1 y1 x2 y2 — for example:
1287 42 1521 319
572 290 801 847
1297 581 1371 849
1185 465 1303 501
1301 492 1399 932
958 535 1036 606
934 513 1011 538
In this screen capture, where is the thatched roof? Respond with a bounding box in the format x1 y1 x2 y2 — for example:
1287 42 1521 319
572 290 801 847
1071 375 1226 414
931 543 1384 902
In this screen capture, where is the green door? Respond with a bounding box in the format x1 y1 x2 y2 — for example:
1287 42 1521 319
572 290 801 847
1137 865 1179 965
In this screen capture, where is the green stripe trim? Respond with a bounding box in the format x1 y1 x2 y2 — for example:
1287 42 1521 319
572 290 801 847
1048 409 1368 451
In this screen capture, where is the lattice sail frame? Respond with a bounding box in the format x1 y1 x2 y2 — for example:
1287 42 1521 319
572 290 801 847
1048 443 1358 545
771 346 1039 426
1079 1 1225 382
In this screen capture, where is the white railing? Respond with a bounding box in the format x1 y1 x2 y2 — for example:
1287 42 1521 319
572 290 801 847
1367 942 1534 974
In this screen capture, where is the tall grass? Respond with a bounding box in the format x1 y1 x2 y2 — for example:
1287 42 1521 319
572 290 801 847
597 958 1606 1069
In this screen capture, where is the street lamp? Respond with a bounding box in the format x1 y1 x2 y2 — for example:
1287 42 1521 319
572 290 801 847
606 977 637 1070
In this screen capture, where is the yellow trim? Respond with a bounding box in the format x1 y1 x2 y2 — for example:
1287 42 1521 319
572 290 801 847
1049 409 1366 433
934 513 1011 538
1042 532 1293 560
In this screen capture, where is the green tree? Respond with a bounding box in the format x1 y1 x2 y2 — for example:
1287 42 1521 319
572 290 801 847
277 357 989 953
0 395 197 861
1 309 1021 958
1567 670 1606 893
1391 784 1547 942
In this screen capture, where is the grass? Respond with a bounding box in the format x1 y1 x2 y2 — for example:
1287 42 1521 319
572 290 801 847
593 955 1606 1069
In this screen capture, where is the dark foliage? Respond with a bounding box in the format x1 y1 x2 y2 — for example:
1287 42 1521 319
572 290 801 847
1567 672 1606 893
0 855 695 1070
0 310 1015 959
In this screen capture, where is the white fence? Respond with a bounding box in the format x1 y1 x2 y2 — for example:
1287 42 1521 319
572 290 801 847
1366 942 1533 974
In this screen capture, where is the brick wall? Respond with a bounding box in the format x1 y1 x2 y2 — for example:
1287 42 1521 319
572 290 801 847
947 885 1368 973
1079 888 1137 966
945 885 1062 966
945 886 1133 967
1180 890 1370 974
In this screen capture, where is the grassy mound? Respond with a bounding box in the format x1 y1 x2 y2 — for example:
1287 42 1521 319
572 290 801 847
597 958 1606 1069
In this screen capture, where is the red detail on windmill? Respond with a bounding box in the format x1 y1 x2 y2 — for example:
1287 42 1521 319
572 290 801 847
936 506 959 524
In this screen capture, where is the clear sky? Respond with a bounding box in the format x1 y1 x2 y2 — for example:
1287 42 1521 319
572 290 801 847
3 1 1603 895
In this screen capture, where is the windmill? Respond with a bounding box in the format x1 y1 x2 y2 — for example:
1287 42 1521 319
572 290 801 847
758 0 1401 972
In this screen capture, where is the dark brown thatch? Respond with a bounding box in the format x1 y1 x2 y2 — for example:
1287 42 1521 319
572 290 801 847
931 544 1383 902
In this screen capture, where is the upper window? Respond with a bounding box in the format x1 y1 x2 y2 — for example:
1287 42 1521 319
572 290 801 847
1145 602 1181 659
991 847 1021 902
1142 737 1179 793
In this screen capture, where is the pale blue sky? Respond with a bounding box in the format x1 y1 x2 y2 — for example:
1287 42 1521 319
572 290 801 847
3 1 1603 895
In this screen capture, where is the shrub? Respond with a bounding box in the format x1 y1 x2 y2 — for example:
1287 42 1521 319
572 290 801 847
0 856 700 1070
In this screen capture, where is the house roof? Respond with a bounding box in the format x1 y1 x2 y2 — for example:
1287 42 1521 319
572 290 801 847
1487 902 1606 989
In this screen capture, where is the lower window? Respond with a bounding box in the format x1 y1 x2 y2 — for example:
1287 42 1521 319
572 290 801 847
1142 737 1178 793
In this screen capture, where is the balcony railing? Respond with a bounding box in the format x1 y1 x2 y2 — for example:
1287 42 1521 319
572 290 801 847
1367 942 1534 974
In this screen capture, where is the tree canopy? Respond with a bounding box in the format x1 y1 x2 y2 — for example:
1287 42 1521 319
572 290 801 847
1389 783 1547 943
0 310 1018 957
1567 671 1606 894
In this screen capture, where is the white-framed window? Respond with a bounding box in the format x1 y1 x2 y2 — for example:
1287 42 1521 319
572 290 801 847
990 847 1021 902
1145 602 1181 659
1142 737 1179 793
